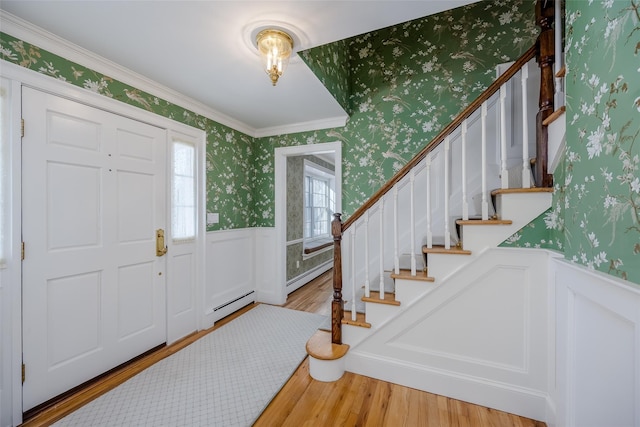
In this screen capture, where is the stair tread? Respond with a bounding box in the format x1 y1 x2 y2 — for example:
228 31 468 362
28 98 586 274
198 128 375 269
342 310 371 328
456 218 512 225
306 330 349 361
491 187 554 196
542 105 566 126
362 291 401 306
390 269 435 282
422 245 471 255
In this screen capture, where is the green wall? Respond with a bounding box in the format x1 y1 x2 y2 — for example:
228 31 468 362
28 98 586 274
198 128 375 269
501 0 640 284
0 33 255 231
3 0 638 285
253 0 538 226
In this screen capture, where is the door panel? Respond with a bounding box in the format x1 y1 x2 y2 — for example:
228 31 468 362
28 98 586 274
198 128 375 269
22 87 167 410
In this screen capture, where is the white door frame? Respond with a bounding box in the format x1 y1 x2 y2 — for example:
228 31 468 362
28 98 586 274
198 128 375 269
0 61 205 424
274 141 342 305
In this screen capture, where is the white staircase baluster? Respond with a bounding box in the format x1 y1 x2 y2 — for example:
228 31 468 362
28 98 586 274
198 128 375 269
350 227 356 321
521 65 532 188
461 120 469 221
410 169 416 276
444 136 451 249
481 102 489 220
379 197 385 300
364 210 370 298
426 154 433 248
500 85 509 189
393 184 399 275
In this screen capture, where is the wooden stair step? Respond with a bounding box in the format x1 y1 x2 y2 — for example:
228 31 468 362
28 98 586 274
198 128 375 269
342 310 371 328
491 187 554 196
422 245 471 255
306 330 349 361
362 291 400 306
390 269 435 282
456 218 512 226
542 105 566 126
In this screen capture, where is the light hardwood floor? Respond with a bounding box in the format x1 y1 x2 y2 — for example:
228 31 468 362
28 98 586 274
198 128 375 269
22 269 546 426
255 271 546 427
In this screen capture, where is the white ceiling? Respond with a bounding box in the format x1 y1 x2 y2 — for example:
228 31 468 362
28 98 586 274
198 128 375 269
0 1 479 136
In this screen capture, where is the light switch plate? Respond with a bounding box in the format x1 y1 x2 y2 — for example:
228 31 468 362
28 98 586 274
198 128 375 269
207 212 219 224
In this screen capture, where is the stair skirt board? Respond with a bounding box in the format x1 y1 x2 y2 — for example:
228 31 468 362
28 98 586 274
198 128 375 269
344 352 549 422
344 248 554 422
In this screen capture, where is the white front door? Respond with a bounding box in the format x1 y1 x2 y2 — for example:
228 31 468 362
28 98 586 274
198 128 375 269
21 87 167 410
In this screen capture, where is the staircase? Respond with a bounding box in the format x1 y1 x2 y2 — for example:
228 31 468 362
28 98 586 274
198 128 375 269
306 0 563 421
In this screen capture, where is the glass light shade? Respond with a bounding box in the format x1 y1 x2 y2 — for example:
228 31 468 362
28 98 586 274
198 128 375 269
256 29 294 86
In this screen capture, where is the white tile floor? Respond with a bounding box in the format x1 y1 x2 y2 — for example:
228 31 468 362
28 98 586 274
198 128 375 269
53 305 327 427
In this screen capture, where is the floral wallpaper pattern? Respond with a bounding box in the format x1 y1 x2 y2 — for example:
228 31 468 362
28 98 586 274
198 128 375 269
0 32 255 232
299 39 351 114
4 0 636 286
254 0 538 226
502 0 640 284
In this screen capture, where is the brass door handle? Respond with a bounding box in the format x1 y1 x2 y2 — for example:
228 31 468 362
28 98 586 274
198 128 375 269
156 229 168 256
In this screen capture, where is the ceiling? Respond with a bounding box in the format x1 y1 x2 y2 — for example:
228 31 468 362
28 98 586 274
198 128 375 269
0 1 479 137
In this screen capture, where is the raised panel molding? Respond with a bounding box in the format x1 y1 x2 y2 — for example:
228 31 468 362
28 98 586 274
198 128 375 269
389 265 531 374
554 260 640 427
346 248 552 421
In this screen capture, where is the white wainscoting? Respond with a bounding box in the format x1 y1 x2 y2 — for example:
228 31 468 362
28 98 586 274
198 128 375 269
553 259 640 427
203 227 280 328
346 248 557 421
204 229 256 327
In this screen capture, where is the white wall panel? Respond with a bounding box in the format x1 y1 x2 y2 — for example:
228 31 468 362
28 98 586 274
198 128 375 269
554 260 640 427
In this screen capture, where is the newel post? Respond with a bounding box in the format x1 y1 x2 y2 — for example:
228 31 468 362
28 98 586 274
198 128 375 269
331 213 344 345
535 0 555 188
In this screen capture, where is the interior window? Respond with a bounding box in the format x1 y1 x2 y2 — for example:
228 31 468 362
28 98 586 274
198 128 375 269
171 140 196 240
303 161 335 242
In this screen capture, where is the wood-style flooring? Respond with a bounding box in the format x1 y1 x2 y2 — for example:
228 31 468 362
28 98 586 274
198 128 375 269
22 269 546 426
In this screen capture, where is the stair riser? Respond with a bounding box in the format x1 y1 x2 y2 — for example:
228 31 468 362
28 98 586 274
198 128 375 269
364 302 401 326
342 324 373 347
495 192 552 226
394 279 437 304
426 253 476 281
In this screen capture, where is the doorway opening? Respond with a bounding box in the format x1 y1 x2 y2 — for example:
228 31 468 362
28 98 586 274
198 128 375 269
274 141 341 303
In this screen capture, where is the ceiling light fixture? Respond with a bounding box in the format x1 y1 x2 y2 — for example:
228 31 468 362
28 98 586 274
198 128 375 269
256 29 294 86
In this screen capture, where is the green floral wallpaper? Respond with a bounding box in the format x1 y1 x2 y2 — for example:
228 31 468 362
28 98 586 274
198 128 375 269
5 1 635 285
502 0 640 284
0 32 254 232
299 39 351 114
254 0 538 226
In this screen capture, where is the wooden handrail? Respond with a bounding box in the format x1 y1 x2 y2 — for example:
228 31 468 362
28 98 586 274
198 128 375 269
342 44 537 231
303 241 333 255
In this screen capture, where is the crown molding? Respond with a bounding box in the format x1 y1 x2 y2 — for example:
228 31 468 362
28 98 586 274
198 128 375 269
0 11 350 139
0 11 256 135
254 115 348 138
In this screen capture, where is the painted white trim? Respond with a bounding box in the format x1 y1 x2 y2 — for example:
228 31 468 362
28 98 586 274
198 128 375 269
0 64 207 425
286 260 332 294
275 141 342 308
254 115 348 138
0 11 348 138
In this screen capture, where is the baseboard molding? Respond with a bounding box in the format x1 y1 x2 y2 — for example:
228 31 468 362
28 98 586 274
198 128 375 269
345 351 549 421
286 261 332 294
203 292 256 328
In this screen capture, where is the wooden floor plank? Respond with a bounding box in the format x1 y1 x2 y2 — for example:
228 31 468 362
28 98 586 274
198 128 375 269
25 269 547 427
